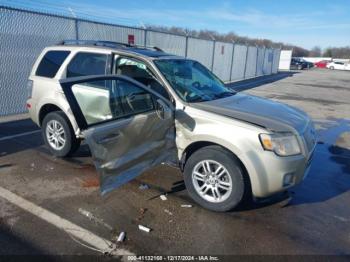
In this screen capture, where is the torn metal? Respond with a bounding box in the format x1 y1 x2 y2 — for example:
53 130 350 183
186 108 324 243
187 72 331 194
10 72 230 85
60 75 177 196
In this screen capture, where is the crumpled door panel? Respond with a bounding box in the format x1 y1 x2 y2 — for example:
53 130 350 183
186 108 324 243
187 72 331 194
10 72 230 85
83 107 176 195
60 75 177 196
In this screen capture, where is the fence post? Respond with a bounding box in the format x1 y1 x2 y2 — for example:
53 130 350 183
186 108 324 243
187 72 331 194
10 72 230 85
211 40 216 71
144 29 147 47
277 45 282 73
185 35 189 58
243 44 249 80
255 45 259 77
262 46 266 75
270 49 274 75
75 19 79 40
229 41 235 82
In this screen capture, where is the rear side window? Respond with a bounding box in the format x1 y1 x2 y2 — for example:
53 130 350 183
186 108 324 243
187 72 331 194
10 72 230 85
36 50 70 78
66 52 108 78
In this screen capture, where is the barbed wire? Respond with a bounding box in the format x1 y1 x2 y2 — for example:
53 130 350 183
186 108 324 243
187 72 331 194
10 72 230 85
0 0 142 27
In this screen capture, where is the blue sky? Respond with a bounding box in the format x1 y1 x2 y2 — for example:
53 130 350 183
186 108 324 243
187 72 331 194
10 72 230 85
2 0 350 49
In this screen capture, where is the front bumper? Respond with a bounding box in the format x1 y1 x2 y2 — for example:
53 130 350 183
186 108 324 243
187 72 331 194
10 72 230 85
247 121 317 198
248 145 315 198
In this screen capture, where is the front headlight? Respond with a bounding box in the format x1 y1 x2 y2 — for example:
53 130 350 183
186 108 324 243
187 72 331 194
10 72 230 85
259 133 301 156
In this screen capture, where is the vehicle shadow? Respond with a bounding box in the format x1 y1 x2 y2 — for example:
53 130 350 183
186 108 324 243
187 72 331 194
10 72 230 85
2 115 349 211
0 118 92 158
288 118 350 206
145 178 187 201
160 118 350 211
226 71 299 92
286 145 350 206
0 223 48 255
0 119 42 157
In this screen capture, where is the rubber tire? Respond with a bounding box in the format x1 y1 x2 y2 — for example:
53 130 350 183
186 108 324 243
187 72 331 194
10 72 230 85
42 111 80 157
330 66 334 70
298 65 302 70
183 145 246 212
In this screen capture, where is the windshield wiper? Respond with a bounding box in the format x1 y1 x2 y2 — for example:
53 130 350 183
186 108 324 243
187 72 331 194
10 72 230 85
213 91 236 99
187 95 210 103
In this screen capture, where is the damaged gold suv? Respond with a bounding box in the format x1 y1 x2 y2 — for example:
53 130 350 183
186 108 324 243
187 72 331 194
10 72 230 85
27 40 316 211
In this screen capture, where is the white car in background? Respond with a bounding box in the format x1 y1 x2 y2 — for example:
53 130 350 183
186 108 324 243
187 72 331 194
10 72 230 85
327 61 350 71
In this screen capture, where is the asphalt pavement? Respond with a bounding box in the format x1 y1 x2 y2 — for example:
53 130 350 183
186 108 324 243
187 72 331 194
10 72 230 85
0 69 350 259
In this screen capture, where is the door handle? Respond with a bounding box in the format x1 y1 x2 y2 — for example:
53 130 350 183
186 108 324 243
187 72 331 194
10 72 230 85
96 133 120 144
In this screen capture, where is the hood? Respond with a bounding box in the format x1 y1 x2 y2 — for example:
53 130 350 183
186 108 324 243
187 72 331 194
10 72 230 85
190 93 310 134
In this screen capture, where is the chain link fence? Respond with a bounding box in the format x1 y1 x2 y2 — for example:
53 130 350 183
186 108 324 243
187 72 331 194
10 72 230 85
0 6 281 116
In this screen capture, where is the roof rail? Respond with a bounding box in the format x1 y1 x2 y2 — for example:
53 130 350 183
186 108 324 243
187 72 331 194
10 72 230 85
59 40 164 52
60 40 130 48
59 39 164 52
129 44 164 52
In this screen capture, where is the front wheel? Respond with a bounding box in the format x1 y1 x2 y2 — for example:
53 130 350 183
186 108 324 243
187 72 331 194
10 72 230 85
183 146 247 212
42 111 80 157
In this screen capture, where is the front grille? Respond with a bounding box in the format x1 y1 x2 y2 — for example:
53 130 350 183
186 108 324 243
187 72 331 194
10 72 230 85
303 123 317 152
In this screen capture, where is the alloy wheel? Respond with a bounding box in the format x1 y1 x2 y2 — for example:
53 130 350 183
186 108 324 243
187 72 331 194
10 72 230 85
192 160 233 203
46 120 66 150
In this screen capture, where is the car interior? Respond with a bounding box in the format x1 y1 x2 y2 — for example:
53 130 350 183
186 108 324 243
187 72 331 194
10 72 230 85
116 58 170 99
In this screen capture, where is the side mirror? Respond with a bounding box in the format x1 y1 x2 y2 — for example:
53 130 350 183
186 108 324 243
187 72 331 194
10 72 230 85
155 99 172 120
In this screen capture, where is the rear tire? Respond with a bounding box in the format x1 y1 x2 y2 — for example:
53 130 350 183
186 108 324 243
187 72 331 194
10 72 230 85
330 66 334 70
183 146 246 212
42 111 80 157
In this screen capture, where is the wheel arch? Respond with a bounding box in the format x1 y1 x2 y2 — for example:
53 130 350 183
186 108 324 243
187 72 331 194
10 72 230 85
38 103 64 126
38 103 80 137
180 141 252 198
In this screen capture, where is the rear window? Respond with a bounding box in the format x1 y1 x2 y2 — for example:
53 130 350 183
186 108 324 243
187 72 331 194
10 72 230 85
36 50 70 78
66 52 108 78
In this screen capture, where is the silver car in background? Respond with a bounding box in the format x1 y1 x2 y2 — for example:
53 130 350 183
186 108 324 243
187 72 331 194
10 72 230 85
27 41 316 211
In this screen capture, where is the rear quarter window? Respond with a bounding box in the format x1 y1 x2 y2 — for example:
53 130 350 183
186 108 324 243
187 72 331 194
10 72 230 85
36 50 70 78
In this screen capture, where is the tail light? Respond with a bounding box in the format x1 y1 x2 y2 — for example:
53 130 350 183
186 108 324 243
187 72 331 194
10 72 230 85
27 80 33 99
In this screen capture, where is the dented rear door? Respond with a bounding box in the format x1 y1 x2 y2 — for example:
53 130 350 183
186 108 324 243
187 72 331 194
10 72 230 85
60 75 177 195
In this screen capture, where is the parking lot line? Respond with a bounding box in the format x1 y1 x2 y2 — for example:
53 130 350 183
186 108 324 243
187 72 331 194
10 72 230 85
0 130 41 142
0 186 134 257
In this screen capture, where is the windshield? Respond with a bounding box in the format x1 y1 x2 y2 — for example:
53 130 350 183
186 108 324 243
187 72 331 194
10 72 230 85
154 59 235 103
